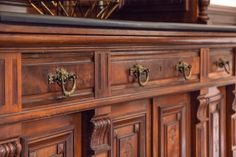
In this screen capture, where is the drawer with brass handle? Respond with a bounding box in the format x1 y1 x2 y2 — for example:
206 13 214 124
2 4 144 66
176 61 192 80
22 52 95 108
129 64 150 87
48 67 78 97
110 50 200 96
209 48 234 80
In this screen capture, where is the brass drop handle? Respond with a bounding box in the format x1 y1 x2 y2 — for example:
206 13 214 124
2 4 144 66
216 58 231 74
129 64 150 86
176 61 192 80
48 68 77 97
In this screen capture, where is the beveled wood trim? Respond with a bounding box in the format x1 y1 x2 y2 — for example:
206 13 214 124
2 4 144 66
0 34 236 47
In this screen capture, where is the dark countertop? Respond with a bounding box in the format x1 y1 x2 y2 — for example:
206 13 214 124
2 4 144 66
1 11 236 32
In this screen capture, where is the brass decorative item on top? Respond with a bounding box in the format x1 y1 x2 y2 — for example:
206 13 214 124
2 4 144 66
176 61 192 80
28 0 121 19
48 67 77 97
129 64 150 87
216 58 231 74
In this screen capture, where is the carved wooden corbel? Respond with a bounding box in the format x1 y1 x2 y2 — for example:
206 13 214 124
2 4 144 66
90 115 111 154
197 95 209 122
0 138 22 157
196 93 209 157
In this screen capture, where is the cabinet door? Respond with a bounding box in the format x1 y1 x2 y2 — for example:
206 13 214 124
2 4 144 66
112 114 146 157
21 114 81 157
153 94 190 157
22 130 73 157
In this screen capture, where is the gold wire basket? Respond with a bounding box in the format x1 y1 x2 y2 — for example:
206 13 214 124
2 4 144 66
29 0 122 19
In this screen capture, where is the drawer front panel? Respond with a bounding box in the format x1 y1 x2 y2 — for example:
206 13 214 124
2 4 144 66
22 52 95 108
209 48 235 80
110 50 200 95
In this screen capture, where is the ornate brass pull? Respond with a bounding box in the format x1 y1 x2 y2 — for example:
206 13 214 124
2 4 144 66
129 64 150 86
176 61 192 80
216 58 231 74
48 68 77 97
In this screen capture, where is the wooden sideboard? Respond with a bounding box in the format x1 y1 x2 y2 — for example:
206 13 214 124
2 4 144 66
1 12 236 157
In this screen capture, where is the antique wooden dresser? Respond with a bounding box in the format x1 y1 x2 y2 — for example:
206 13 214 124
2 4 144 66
1 11 236 157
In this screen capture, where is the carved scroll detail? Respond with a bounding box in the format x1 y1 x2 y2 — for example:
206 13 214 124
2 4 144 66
197 95 209 122
0 138 22 157
198 0 210 24
196 94 209 157
90 115 111 153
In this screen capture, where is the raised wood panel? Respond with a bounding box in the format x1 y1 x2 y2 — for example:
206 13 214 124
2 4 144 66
209 98 222 157
0 59 5 107
22 114 81 157
22 129 73 157
209 48 235 80
153 93 190 157
112 113 146 157
110 50 200 95
22 52 95 108
0 53 21 114
95 51 111 98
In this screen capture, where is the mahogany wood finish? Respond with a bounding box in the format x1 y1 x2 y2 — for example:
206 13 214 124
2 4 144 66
0 13 236 157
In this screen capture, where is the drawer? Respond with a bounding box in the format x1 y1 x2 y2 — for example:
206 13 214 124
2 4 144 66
209 48 235 80
110 50 200 95
22 52 95 108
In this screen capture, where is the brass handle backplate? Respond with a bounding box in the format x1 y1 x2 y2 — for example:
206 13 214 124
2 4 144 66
129 64 150 86
176 61 192 80
48 68 77 97
216 58 231 74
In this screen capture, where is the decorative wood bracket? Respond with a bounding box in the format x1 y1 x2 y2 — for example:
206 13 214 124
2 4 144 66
90 115 111 154
196 94 209 157
0 138 22 157
197 95 209 122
